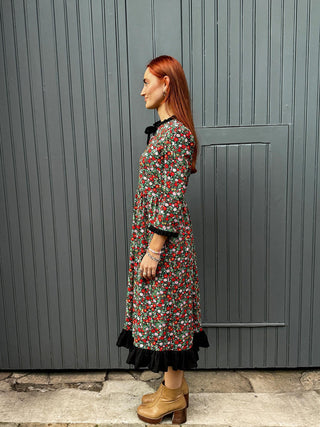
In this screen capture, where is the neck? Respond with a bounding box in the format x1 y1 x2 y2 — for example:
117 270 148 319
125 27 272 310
157 103 174 122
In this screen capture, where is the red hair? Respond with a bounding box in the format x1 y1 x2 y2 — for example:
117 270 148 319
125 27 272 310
147 55 198 174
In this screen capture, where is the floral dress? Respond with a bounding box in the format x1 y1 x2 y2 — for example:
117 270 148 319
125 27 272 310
116 117 209 372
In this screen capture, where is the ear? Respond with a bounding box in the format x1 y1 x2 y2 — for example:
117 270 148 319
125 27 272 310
163 75 170 90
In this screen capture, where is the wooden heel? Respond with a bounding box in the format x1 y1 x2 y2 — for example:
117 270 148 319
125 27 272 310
184 392 189 408
172 407 187 424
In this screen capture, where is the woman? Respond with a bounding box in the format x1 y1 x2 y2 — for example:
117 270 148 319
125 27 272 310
116 55 209 424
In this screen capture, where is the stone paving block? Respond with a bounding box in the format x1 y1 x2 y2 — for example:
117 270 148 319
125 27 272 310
72 383 103 392
237 369 305 392
124 370 143 381
184 370 252 393
99 425 143 427
178 425 231 427
0 381 12 392
67 424 98 427
106 371 135 381
101 379 153 396
11 372 29 379
139 371 163 382
19 424 68 427
188 391 320 426
0 388 112 423
0 373 11 381
300 370 320 390
16 374 49 385
14 384 57 393
49 372 105 385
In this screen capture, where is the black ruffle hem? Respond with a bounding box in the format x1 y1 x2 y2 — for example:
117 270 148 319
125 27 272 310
116 328 209 373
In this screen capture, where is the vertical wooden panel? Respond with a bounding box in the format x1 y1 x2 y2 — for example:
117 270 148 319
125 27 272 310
251 144 268 321
311 0 320 365
153 0 181 59
227 146 240 321
241 0 254 124
239 144 252 322
202 146 216 322
62 0 89 368
216 0 228 125
299 0 320 366
269 0 284 123
203 0 216 126
254 0 269 123
190 0 203 126
1 0 32 368
13 0 44 368
229 1 241 125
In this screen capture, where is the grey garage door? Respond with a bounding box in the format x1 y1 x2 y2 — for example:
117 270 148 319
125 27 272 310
1 0 320 369
187 125 289 367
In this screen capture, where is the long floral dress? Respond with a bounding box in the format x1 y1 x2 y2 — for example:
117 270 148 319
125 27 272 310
116 117 209 372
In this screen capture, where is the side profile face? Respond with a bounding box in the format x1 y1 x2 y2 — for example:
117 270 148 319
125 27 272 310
140 67 166 110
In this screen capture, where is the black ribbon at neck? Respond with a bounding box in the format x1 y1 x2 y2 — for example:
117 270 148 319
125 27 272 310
144 115 176 145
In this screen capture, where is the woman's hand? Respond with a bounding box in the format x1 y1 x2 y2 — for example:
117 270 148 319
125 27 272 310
140 233 167 280
140 251 159 280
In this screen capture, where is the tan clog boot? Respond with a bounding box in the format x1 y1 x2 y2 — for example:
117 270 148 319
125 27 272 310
137 382 187 424
141 376 189 407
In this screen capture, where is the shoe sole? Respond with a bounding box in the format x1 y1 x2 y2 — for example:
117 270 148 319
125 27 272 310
137 406 187 424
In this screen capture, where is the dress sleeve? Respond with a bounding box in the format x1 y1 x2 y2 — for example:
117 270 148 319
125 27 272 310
147 126 195 237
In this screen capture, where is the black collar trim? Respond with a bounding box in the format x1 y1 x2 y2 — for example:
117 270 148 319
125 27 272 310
144 115 176 145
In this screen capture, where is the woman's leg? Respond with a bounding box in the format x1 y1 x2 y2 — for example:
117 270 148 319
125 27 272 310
137 366 187 423
164 366 184 389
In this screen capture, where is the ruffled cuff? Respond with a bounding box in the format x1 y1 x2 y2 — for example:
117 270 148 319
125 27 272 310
148 224 179 237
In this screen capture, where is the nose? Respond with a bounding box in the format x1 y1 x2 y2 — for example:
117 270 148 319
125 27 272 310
141 86 145 96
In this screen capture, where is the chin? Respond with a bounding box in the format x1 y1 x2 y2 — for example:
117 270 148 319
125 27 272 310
144 99 159 110
146 103 159 110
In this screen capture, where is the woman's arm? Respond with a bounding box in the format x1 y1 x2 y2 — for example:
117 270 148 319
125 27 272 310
141 124 195 279
147 126 195 237
149 233 167 252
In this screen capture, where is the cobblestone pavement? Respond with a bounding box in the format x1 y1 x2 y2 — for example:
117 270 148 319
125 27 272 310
0 369 319 426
